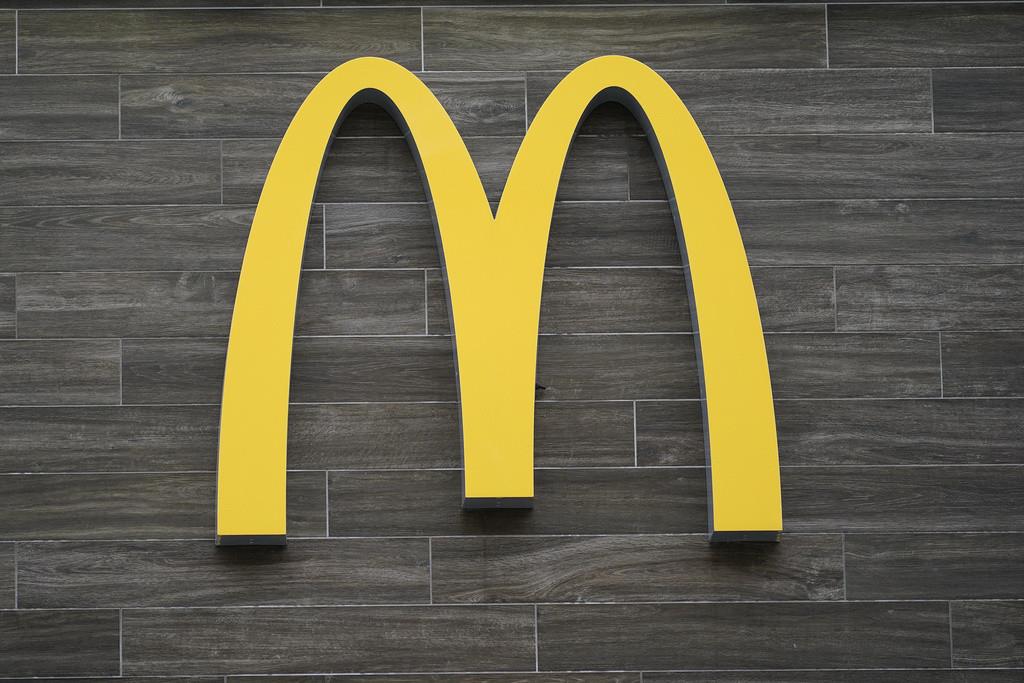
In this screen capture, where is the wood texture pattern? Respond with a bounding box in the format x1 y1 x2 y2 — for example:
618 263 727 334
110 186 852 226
941 332 1024 397
951 602 1024 668
18 538 429 607
933 68 1024 133
828 4 1024 68
122 606 535 675
845 533 1024 600
432 535 843 603
836 266 1024 331
0 11 11 73
0 610 120 677
423 7 825 70
0 340 120 405
538 602 951 670
2 2 1022 677
0 543 13 608
0 273 13 338
19 9 422 73
0 141 221 205
783 466 1024 532
0 406 219 472
0 76 118 139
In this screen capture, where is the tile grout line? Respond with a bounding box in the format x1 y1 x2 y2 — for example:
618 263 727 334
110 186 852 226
118 338 123 405
322 203 327 270
428 536 433 604
423 269 429 334
420 7 425 72
11 543 16 609
117 75 122 140
325 469 330 539
12 10 16 75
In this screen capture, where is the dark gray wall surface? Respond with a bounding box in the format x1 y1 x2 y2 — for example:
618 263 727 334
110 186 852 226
0 1 1022 679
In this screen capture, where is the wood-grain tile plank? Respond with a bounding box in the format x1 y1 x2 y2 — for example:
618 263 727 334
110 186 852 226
0 610 120 677
123 72 525 139
532 401 636 468
0 205 323 272
0 405 218 472
766 333 940 399
0 141 221 205
0 543 12 608
529 68 931 135
19 9 421 73
536 334 698 401
17 270 424 338
942 332 1024 397
734 199 1024 266
0 340 120 406
0 11 11 73
0 76 118 139
0 274 13 338
122 605 535 675
538 602 950 670
630 134 1024 200
934 69 1024 133
432 534 843 603
328 468 707 536
775 399 1024 466
0 471 324 540
846 533 1024 600
836 266 1024 331
828 4 1024 68
952 601 1024 668
423 6 825 70
325 202 439 269
783 465 1024 532
18 538 429 607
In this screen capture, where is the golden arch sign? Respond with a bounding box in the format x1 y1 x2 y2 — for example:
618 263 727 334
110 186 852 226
216 56 782 545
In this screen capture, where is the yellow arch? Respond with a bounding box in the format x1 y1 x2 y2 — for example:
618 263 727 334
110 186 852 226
216 56 782 545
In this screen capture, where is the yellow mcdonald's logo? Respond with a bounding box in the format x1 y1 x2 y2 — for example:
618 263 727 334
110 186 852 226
216 55 782 545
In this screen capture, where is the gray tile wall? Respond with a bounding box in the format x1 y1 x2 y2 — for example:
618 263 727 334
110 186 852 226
0 1 1021 680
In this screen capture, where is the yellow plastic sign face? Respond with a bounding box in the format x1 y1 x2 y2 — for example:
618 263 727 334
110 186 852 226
216 56 782 545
